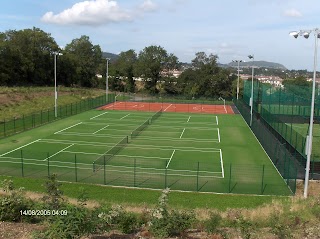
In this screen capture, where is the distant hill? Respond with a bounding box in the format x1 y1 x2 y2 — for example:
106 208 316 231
102 52 119 62
227 61 287 70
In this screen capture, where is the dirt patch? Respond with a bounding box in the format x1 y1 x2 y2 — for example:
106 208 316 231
0 221 43 239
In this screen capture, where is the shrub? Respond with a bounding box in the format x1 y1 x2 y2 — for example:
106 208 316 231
0 179 39 223
205 212 222 233
168 209 194 236
42 174 64 210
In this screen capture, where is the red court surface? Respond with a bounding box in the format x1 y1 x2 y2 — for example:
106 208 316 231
99 101 234 114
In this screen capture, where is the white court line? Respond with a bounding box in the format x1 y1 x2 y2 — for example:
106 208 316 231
216 116 219 125
54 122 82 135
44 144 74 161
102 103 117 109
0 139 41 157
219 149 225 178
217 128 221 143
163 104 173 111
187 116 191 122
120 113 130 120
90 112 109 120
179 128 186 139
93 125 109 134
166 149 176 168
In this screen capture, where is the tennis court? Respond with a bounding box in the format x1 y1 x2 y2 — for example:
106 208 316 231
0 104 293 195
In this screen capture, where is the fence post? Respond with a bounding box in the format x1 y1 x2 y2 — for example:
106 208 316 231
14 117 16 133
23 114 25 130
75 154 77 182
165 160 168 188
103 156 106 185
3 119 5 137
47 152 50 177
134 158 136 187
261 165 265 195
21 150 24 177
228 163 232 193
196 162 199 191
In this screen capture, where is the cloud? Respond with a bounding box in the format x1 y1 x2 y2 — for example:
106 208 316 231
41 0 157 26
139 0 157 12
283 8 302 17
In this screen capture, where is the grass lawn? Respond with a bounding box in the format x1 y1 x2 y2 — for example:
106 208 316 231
0 175 285 210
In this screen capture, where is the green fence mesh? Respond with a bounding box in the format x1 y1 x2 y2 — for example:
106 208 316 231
241 80 320 178
0 149 293 195
0 93 115 139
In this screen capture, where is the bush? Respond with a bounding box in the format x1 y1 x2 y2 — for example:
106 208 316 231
0 179 39 223
97 204 141 234
168 210 194 236
205 212 222 233
147 188 194 238
34 204 99 239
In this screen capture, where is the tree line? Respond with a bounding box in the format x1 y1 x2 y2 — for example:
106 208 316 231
0 27 237 99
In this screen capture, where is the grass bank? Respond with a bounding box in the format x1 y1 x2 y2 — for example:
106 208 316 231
0 86 105 120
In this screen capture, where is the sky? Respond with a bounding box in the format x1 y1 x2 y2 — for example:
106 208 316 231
1 0 320 70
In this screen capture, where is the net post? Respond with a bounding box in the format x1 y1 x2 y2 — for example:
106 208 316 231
103 155 106 185
75 154 78 182
228 163 232 193
134 158 136 187
261 165 265 195
21 150 24 177
196 162 199 192
93 162 95 173
47 152 50 177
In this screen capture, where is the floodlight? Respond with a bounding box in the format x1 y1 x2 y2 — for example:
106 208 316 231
248 55 254 59
289 28 320 198
303 31 310 39
289 31 299 38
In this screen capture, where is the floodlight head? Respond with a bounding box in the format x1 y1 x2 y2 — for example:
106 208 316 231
289 31 299 38
248 55 254 59
303 31 310 39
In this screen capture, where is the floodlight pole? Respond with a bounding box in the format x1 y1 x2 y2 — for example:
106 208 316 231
54 53 58 118
232 60 242 99
290 28 319 198
249 55 254 127
106 58 110 102
54 52 63 118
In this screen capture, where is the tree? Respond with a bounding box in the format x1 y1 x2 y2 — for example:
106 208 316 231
176 52 234 99
64 35 102 87
113 50 137 93
136 45 179 94
0 27 58 86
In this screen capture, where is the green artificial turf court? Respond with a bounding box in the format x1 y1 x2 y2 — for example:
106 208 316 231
0 108 293 196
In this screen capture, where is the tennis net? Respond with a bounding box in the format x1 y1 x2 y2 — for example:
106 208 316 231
151 109 162 122
93 136 129 172
131 119 150 138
